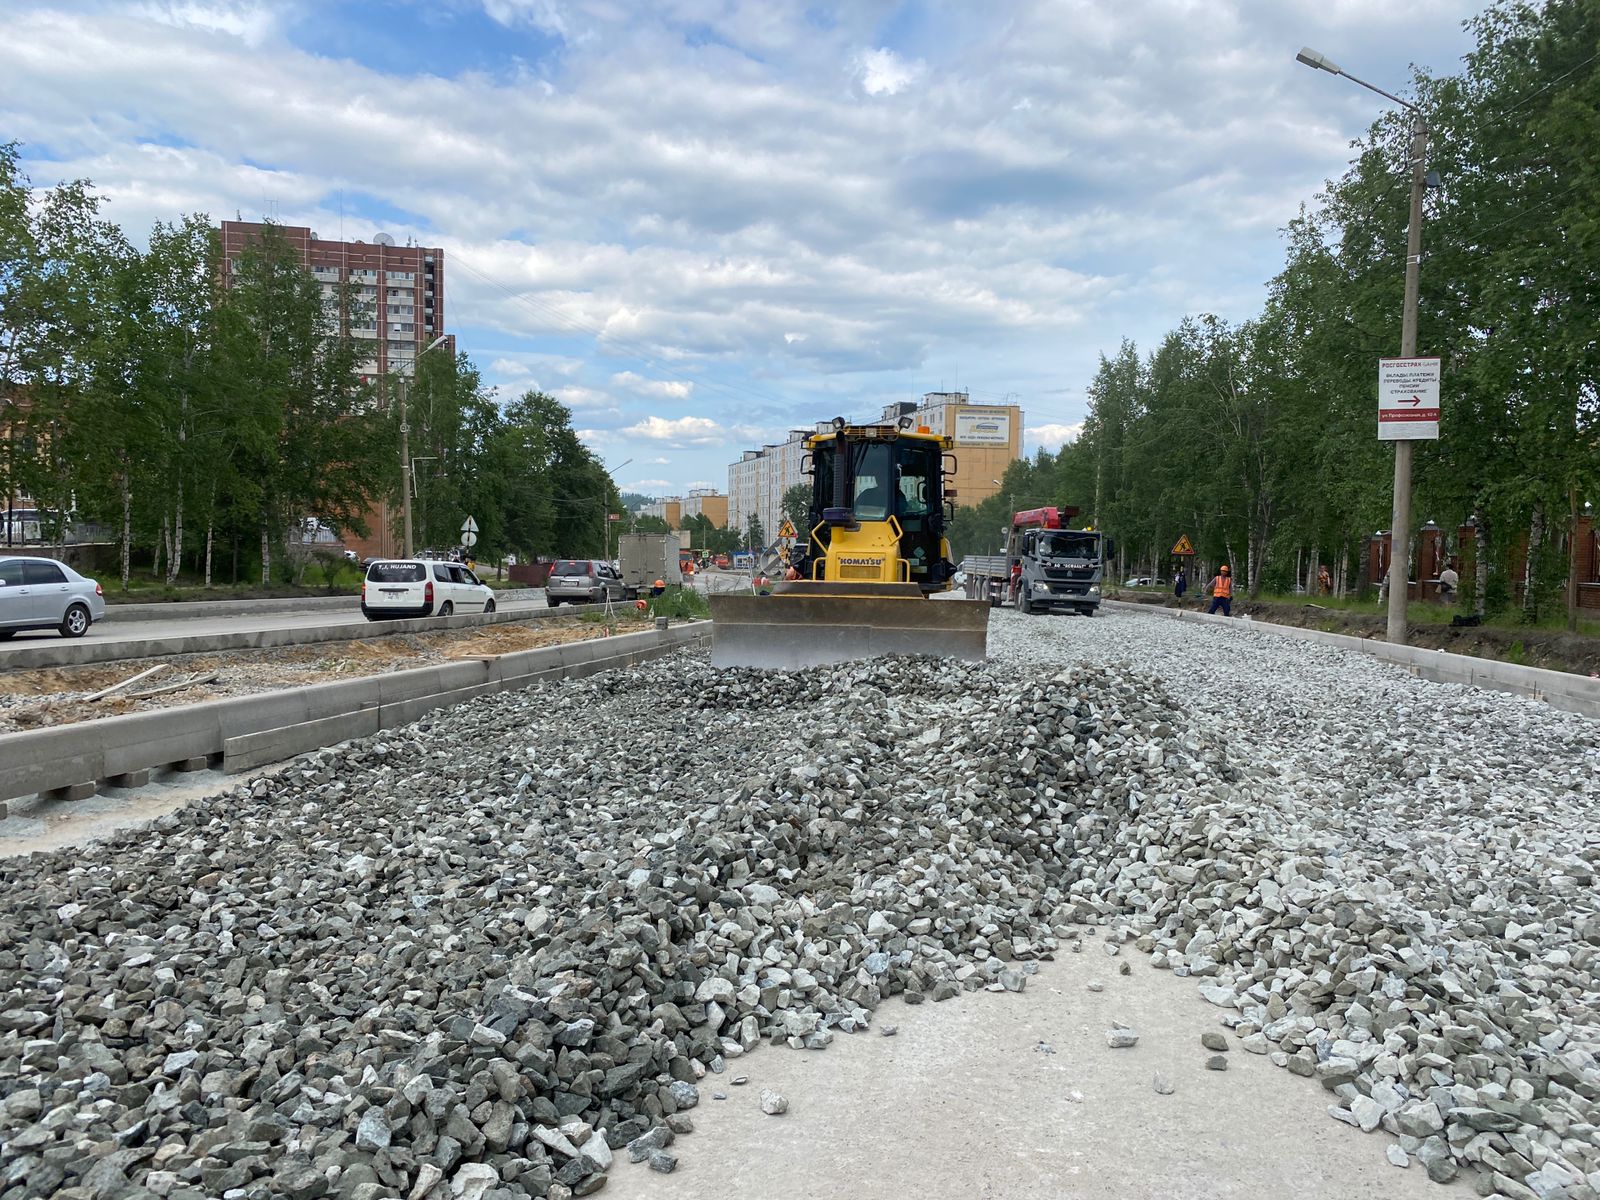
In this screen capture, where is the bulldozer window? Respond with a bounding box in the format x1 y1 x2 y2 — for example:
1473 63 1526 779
850 443 894 520
894 443 937 519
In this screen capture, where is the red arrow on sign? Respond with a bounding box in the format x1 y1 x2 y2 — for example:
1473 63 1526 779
1402 394 1423 407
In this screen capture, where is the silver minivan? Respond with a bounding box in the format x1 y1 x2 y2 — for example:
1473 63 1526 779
362 558 496 620
0 556 107 639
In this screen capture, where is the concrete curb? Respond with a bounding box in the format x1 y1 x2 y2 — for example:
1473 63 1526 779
1104 600 1600 720
0 622 711 813
1 600 612 670
103 588 545 622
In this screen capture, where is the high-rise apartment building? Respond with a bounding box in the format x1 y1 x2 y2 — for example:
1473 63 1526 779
219 221 449 560
639 488 730 530
218 221 445 380
727 394 1022 545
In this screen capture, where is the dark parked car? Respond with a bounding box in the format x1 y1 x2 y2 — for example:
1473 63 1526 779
0 556 106 639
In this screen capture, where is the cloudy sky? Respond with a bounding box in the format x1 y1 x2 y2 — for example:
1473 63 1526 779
5 0 1477 497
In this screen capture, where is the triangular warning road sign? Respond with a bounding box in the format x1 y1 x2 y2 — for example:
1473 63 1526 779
1171 534 1195 555
778 518 798 540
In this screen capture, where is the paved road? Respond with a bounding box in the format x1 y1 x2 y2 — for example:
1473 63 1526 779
0 591 552 663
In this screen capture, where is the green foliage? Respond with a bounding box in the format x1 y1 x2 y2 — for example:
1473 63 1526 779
1036 0 1599 614
0 155 604 582
781 483 811 531
647 585 710 620
744 512 766 551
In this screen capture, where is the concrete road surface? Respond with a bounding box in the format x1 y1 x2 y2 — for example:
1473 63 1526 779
607 946 1466 1200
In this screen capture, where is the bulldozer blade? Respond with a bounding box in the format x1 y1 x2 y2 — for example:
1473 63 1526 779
708 593 989 670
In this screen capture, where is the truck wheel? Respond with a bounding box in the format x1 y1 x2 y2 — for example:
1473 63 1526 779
1020 591 1033 615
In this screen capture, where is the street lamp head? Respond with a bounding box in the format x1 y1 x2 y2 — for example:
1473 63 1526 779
1296 46 1341 75
424 335 450 354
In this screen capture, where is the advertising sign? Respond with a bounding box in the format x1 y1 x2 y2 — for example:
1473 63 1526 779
955 409 1010 447
1378 357 1441 441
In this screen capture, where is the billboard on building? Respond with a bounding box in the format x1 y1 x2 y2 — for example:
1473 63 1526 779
954 409 1010 446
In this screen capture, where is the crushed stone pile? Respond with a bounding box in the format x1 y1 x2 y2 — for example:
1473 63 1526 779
0 646 1595 1200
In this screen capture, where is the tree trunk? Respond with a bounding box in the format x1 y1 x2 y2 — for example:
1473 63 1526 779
119 473 132 593
1567 485 1580 633
261 520 272 587
166 478 184 587
155 517 167 580
1523 502 1544 624
205 520 214 589
1307 543 1319 595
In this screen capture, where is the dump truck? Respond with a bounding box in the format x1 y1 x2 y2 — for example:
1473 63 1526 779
708 416 989 668
962 506 1111 616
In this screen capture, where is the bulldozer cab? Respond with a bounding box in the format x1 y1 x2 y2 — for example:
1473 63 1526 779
802 431 952 592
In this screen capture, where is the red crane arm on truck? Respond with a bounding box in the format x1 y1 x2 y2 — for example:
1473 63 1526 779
1012 506 1081 529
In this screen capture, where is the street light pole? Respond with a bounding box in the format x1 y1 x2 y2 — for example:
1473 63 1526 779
1297 47 1427 646
397 335 451 557
602 458 633 561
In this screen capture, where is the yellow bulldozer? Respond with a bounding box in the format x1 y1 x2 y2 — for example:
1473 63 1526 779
708 417 990 669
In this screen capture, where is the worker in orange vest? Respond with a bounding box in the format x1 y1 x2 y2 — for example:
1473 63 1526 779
1206 564 1233 616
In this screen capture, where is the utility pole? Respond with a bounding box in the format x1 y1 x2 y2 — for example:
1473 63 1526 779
398 377 414 558
1298 48 1429 647
1387 111 1427 646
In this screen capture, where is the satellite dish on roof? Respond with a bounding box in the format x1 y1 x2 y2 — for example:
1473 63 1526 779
373 232 396 246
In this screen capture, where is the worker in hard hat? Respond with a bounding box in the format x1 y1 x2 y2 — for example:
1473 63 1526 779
651 577 666 597
1206 564 1234 617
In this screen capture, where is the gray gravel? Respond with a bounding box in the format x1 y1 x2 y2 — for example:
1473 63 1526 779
0 604 1595 1199
990 606 1600 1197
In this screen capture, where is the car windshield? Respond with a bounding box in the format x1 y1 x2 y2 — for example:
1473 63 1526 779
1039 532 1100 559
368 562 425 582
554 561 591 576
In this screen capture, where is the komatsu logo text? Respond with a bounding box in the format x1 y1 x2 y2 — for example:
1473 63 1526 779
838 557 883 566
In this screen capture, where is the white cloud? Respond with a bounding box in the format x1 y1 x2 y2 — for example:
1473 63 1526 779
620 415 724 444
553 385 617 410
611 370 693 399
3 0 1475 493
1026 422 1084 450
133 1 283 47
856 48 919 97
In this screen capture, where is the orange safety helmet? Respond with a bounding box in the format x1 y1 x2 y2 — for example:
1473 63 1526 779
1220 564 1231 574
634 599 648 612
